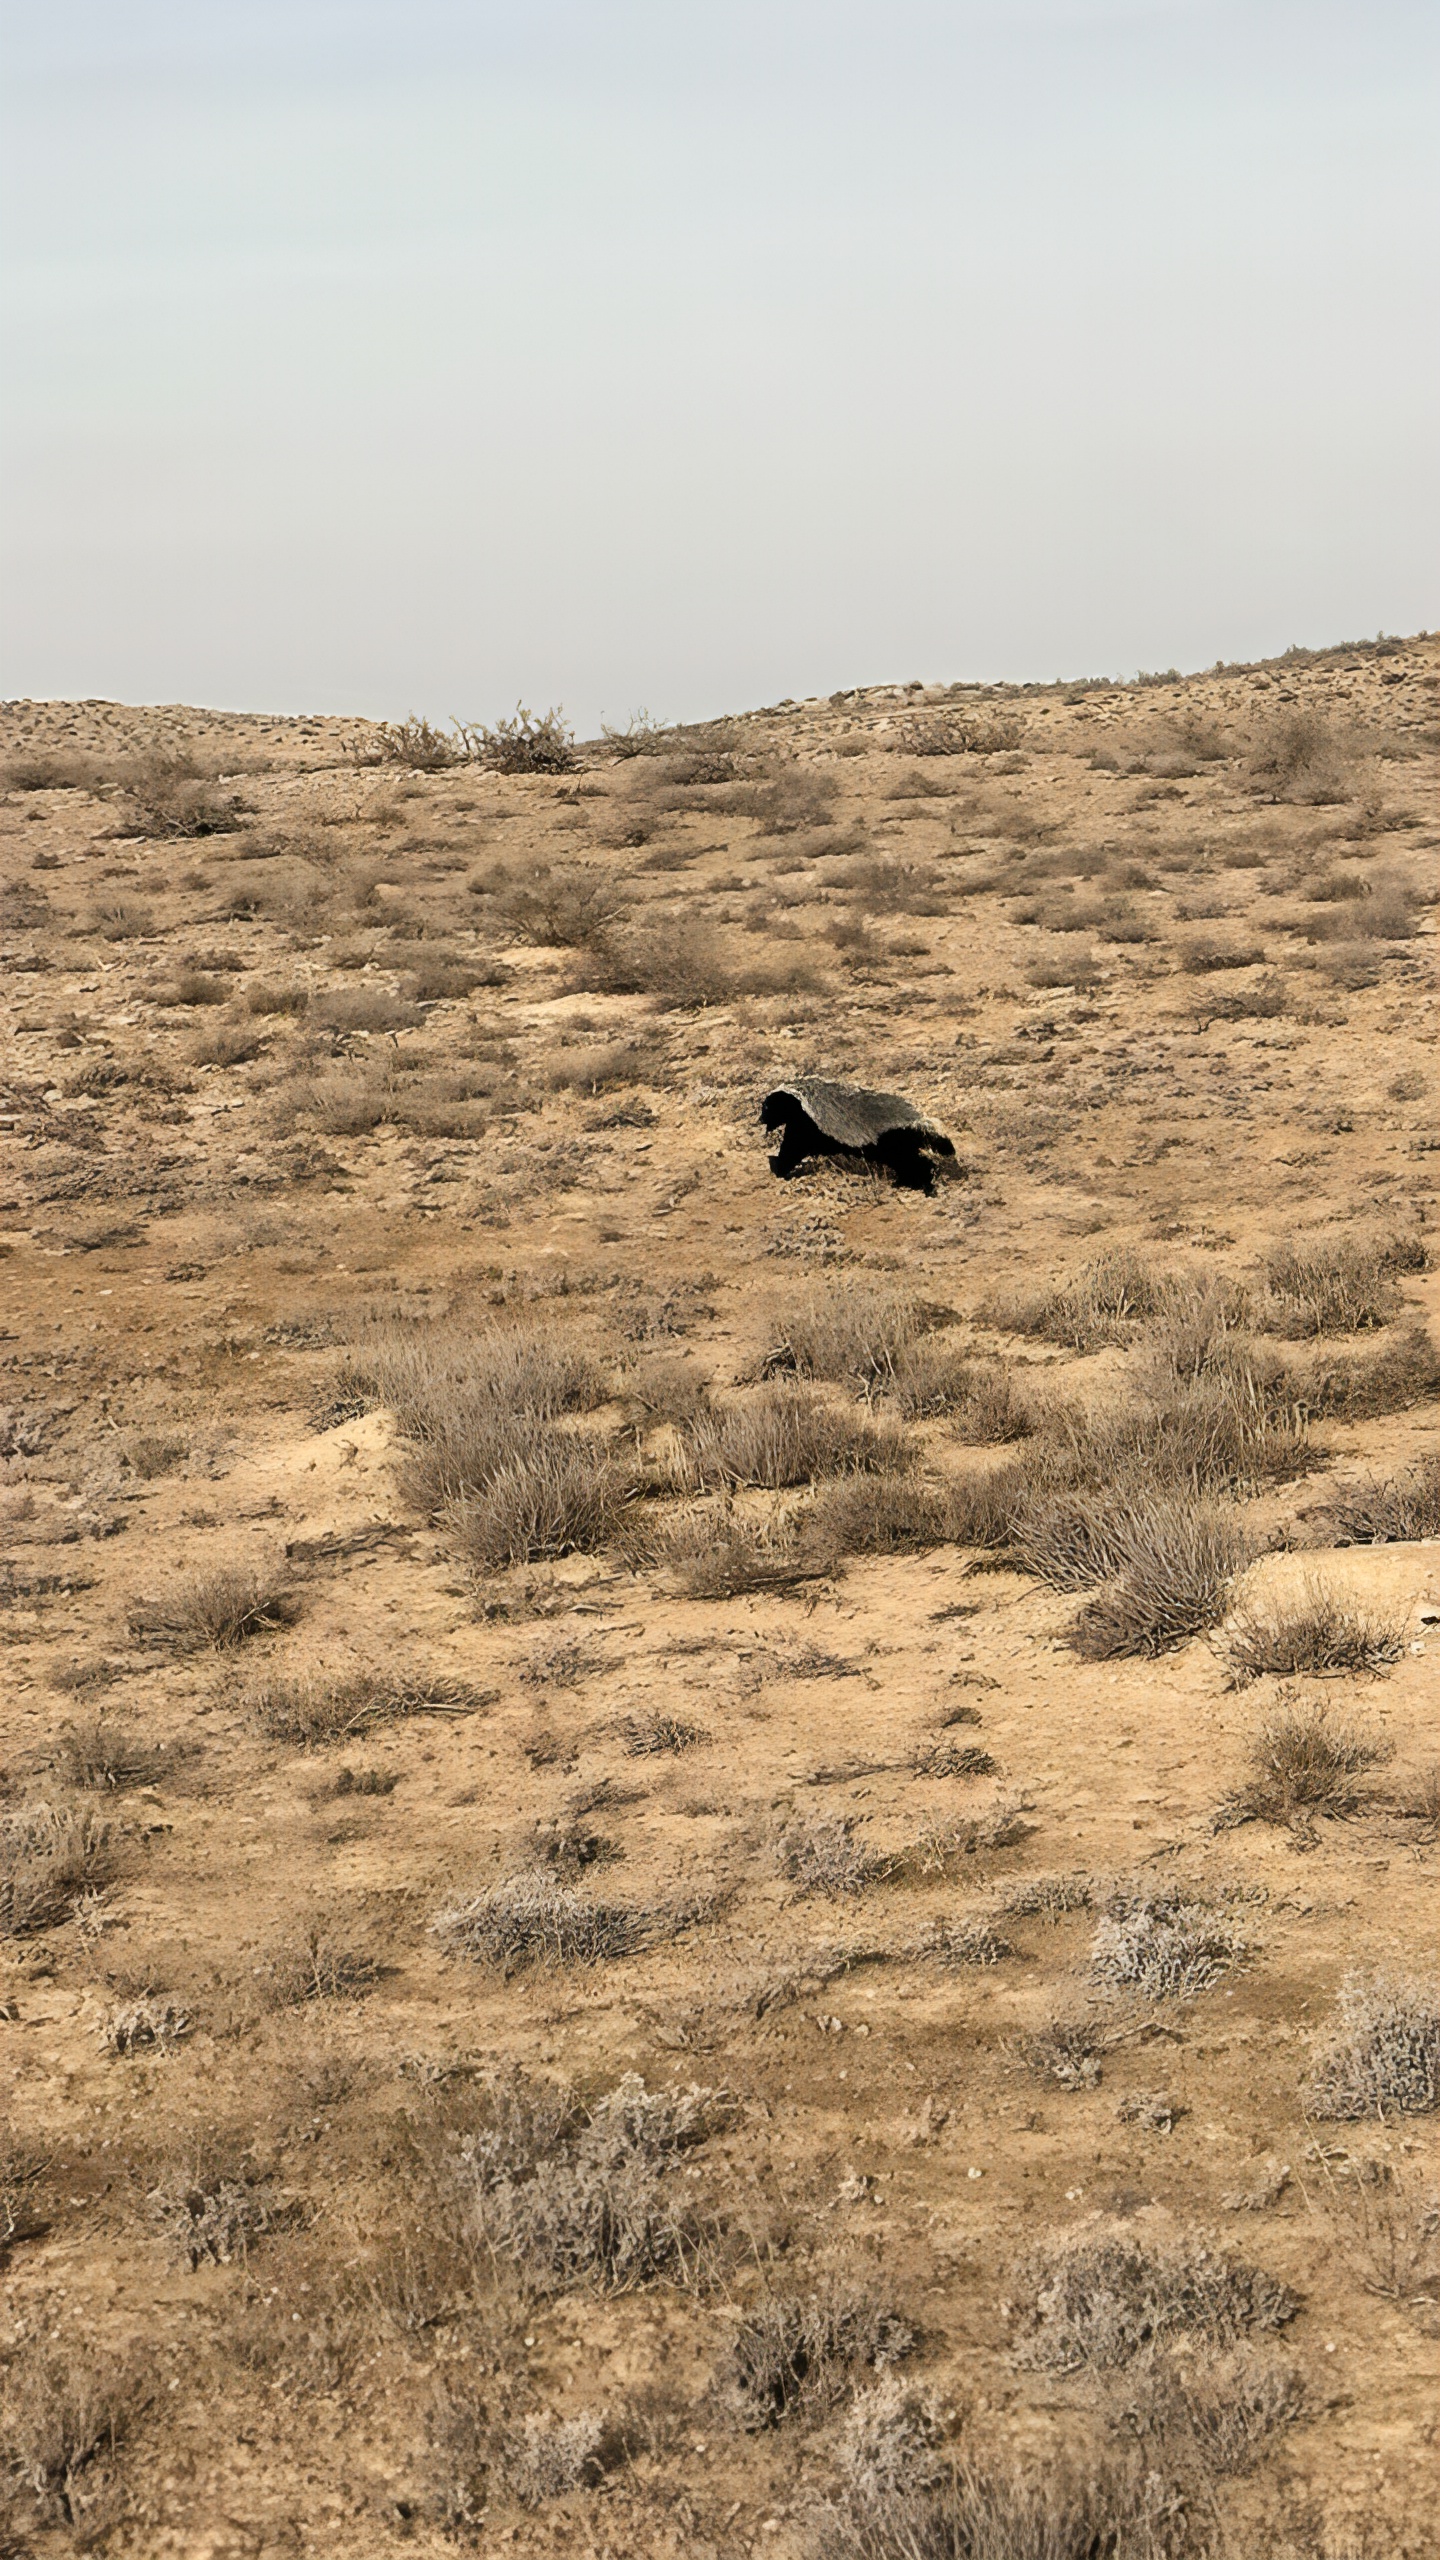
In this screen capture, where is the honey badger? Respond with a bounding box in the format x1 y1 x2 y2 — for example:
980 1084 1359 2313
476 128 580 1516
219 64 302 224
760 1079 955 1195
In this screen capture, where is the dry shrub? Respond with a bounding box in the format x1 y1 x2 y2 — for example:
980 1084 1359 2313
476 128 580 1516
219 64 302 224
362 714 462 770
91 896 154 940
1294 1326 1440 1420
1012 2227 1298 2371
547 1040 654 1093
310 987 425 1034
1222 1579 1406 1685
1120 2342 1303 2475
449 1431 635 1568
833 2376 947 2501
617 1712 708 1756
102 1996 189 2056
128 1567 301 1652
115 753 247 836
804 1474 961 1563
1215 1697 1390 1832
149 2164 281 2267
1178 933 1267 974
1262 1239 1408 1336
683 1386 909 1491
1249 708 1360 804
464 704 575 774
1326 1452 1440 1544
1303 1971 1437 2119
432 1874 655 1971
53 1714 163 1791
768 1280 929 1388
401 955 490 1002
245 980 310 1015
502 2408 610 2506
1311 2161 1440 2309
499 863 625 947
1018 2017 1106 2089
266 1922 382 2005
189 1020 268 1068
985 1253 1164 1350
892 1348 1031 1439
725 765 840 835
167 966 229 1005
1090 1883 1250 1999
651 1503 820 1599
892 711 1023 756
922 1915 1013 1968
1063 1497 1249 1659
4 748 104 791
0 2344 146 2532
0 1805 111 1934
775 1816 884 1899
1003 1872 1098 1919
815 2445 1188 2560
730 2275 911 2428
446 2069 725 2292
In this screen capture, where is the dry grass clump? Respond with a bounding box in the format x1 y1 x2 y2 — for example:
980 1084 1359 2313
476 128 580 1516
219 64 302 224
1063 1497 1250 1660
149 2164 282 2268
803 1473 961 1563
729 2275 912 2429
0 1805 111 1935
423 2386 611 2524
1326 1452 1440 1544
447 2070 724 2293
1090 1883 1250 2000
891 1346 1032 1440
767 1280 928 1389
309 987 425 1034
1249 707 1361 804
52 1714 164 1791
102 1996 190 2056
431 1873 655 1972
1012 2227 1298 2371
815 2444 1186 2560
1215 1697 1389 1832
1018 2016 1106 2089
115 752 247 837
1303 1971 1438 2120
985 1253 1165 1350
0 2344 145 2533
1120 2342 1304 2476
1221 1579 1407 1685
1295 1326 1440 1420
128 1567 301 1652
650 1503 821 1599
1002 1872 1098 1919
465 704 575 773
1178 931 1268 973
1262 1237 1413 1336
775 1815 886 1899
617 1712 709 1756
358 1318 633 1566
682 1386 909 1491
449 1431 635 1568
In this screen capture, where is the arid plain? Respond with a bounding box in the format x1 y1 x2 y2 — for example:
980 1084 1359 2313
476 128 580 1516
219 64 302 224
0 638 1436 2558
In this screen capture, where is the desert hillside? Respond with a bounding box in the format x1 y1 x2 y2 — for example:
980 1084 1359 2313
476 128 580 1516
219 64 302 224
1 638 1437 2558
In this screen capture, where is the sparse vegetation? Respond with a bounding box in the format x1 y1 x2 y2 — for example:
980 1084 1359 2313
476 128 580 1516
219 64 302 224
1326 1452 1440 1543
730 2275 911 2427
0 2344 144 2531
1303 1971 1438 2119
1216 1697 1389 1832
0 1806 111 1934
1222 1580 1407 1684
1090 1882 1250 2000
432 1873 657 1970
128 1567 301 1651
1012 2227 1298 2370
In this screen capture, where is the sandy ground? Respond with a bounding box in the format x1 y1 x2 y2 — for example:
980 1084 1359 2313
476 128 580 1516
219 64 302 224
0 639 1436 2556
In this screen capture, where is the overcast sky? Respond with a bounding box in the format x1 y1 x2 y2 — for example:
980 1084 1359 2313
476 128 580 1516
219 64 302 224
2 1 1436 733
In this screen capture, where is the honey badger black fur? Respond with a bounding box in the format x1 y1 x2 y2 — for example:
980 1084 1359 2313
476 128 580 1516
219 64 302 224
760 1079 955 1195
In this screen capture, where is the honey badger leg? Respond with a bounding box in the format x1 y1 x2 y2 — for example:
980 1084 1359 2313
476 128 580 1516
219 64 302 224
769 1120 813 1178
871 1132 938 1193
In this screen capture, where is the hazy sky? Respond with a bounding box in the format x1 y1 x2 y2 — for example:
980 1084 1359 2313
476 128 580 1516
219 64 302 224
2 1 1436 733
